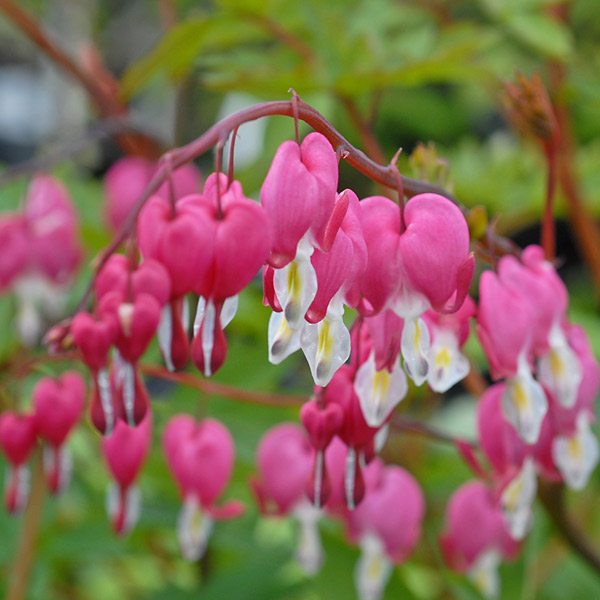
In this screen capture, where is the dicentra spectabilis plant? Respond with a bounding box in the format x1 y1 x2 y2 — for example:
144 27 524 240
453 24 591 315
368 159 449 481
1 82 598 600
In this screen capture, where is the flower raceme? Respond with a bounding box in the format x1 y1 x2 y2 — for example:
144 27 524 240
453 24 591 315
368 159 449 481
253 425 424 597
477 245 584 445
0 175 81 346
0 372 84 511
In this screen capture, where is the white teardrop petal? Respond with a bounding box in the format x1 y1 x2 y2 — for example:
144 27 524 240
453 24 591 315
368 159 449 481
157 304 175 371
43 444 73 494
201 299 217 378
193 296 206 338
427 330 470 393
501 357 547 444
500 457 537 540
468 549 501 599
401 316 431 386
538 323 582 409
293 500 324 575
552 413 599 491
220 295 239 329
268 310 303 364
273 239 317 331
355 351 408 428
177 496 215 562
300 298 350 387
97 368 114 435
354 533 393 600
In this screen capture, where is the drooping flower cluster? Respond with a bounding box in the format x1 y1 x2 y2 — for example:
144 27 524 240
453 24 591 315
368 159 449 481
441 245 600 597
0 120 597 600
253 424 424 600
0 372 84 512
0 175 81 345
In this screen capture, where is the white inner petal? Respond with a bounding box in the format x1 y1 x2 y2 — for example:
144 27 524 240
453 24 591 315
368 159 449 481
106 481 141 536
552 413 599 491
354 532 393 600
43 444 73 495
201 299 217 378
427 329 470 393
157 304 175 371
220 295 239 329
181 295 190 332
500 457 537 540
374 424 390 454
538 322 582 409
273 238 317 330
293 499 324 575
355 351 408 428
300 296 350 387
268 310 303 364
345 446 357 511
122 361 136 426
194 295 238 337
501 355 548 444
4 463 30 513
177 495 215 562
468 549 501 599
400 316 431 386
312 450 324 509
97 368 114 435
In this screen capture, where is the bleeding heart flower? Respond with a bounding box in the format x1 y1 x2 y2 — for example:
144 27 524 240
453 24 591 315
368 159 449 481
346 464 424 600
300 399 344 508
137 195 213 299
261 132 338 268
32 372 85 494
163 415 243 561
253 422 323 574
423 296 475 393
440 481 520 598
101 413 152 535
0 412 37 513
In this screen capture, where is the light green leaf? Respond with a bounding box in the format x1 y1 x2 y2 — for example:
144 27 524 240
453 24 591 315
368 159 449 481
505 13 573 60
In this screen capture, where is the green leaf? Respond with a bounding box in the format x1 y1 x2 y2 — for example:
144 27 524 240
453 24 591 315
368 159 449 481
121 16 267 99
505 13 573 60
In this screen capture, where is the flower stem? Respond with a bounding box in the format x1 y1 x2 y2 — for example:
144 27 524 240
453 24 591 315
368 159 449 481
542 149 557 261
6 452 46 600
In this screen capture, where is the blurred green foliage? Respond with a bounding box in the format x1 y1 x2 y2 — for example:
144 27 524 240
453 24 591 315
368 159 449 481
1 0 600 599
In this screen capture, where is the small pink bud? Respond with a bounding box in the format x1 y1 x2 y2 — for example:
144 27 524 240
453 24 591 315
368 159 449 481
300 400 344 451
